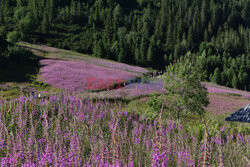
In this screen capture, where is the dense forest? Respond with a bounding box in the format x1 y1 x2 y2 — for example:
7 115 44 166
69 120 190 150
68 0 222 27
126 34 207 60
0 0 249 90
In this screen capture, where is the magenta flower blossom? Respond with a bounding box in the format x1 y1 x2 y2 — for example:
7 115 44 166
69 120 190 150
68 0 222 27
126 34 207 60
215 138 222 145
236 133 242 141
177 151 194 166
220 126 225 132
178 124 182 131
40 59 142 92
152 145 168 167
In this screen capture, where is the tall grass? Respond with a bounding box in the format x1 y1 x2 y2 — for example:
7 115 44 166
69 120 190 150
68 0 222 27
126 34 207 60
0 95 249 166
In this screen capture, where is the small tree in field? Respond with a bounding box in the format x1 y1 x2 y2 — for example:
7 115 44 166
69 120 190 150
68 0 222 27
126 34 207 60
164 52 209 120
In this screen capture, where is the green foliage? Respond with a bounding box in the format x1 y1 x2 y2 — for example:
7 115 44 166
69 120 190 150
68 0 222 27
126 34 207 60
4 46 35 64
93 40 105 58
164 52 209 120
146 93 163 119
7 31 20 43
0 26 7 37
184 118 250 143
211 67 220 84
29 74 50 88
232 74 239 89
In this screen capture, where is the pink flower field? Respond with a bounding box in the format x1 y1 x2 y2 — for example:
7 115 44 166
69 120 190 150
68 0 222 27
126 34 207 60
40 59 141 92
204 82 250 99
205 94 250 114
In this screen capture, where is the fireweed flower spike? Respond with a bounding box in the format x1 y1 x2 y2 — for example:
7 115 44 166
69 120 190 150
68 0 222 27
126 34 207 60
0 95 249 166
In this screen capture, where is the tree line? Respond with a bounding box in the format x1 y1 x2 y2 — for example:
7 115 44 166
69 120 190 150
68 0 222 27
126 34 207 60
0 0 249 90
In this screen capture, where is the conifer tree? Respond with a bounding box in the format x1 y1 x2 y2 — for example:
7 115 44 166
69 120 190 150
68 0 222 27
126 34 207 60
232 73 238 88
41 13 50 33
118 39 125 62
93 40 104 58
211 67 220 84
134 48 140 65
201 0 207 28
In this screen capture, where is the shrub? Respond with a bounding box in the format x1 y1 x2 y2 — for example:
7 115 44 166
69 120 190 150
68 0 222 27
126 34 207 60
164 52 209 120
5 46 35 64
146 93 163 119
7 31 20 43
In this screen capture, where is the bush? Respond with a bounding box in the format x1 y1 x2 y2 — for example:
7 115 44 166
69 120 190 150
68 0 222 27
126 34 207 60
5 46 35 64
0 26 7 37
164 52 209 120
146 93 163 119
7 31 20 43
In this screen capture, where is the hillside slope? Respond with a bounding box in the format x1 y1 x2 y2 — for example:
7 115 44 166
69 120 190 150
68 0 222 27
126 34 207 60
19 42 149 92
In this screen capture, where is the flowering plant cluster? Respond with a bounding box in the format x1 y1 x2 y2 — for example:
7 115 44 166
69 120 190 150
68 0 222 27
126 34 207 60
86 78 164 90
0 95 249 166
40 59 140 91
204 82 250 98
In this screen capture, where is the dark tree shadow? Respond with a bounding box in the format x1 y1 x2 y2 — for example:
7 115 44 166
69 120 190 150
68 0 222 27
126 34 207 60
0 60 39 83
0 39 45 83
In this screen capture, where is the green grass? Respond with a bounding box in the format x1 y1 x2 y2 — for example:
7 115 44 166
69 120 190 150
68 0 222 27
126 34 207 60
226 92 242 97
126 94 250 133
0 88 20 100
0 81 60 101
205 111 250 130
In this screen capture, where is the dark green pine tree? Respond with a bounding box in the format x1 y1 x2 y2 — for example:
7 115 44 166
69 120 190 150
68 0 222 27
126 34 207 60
238 67 248 90
142 5 153 38
28 0 39 25
147 45 153 65
201 0 208 28
113 4 122 29
41 13 50 33
187 26 194 48
48 0 54 25
211 67 220 84
147 35 156 65
19 13 34 40
105 9 113 39
139 37 147 65
118 39 126 62
232 73 238 88
220 69 228 86
93 40 105 58
134 48 140 65
166 22 173 46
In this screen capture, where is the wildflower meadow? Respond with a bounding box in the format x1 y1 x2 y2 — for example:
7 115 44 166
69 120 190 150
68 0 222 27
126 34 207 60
0 95 249 166
40 59 141 91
